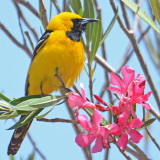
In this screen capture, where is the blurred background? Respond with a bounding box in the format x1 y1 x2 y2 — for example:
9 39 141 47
0 0 160 160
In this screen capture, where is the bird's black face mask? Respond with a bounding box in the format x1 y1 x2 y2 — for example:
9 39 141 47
66 18 99 42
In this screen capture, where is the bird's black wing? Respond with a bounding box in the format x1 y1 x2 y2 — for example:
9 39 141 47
32 30 53 60
25 30 52 95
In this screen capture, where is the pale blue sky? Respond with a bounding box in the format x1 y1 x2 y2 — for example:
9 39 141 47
0 0 160 160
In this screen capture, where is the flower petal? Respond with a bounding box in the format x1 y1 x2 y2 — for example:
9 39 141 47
110 72 124 91
92 136 103 153
140 103 151 110
92 110 103 126
127 118 144 129
77 115 92 131
118 112 129 127
68 92 84 108
122 66 135 90
110 123 122 136
117 133 128 150
107 86 122 95
129 129 143 143
80 83 86 99
75 133 95 148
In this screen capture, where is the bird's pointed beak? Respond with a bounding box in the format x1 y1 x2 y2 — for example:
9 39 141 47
81 18 100 25
80 18 100 31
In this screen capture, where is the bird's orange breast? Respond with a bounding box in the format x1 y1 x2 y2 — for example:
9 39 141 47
27 30 85 95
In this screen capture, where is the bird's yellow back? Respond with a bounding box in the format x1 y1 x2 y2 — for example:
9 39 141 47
27 12 85 95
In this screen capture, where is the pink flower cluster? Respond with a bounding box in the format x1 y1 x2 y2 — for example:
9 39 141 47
68 66 152 153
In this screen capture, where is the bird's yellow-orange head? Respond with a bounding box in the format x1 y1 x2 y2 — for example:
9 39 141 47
47 12 82 32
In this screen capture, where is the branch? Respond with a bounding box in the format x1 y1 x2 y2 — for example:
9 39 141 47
0 22 32 58
128 141 150 160
16 0 40 19
37 117 78 124
39 0 49 27
145 127 160 151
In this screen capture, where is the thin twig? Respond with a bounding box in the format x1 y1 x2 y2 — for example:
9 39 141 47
63 0 66 12
125 146 141 160
25 31 35 51
0 22 32 58
128 141 150 160
39 0 49 28
37 117 78 124
51 0 61 13
116 25 151 73
27 133 46 160
13 0 39 41
149 103 160 121
120 1 131 30
16 0 40 18
145 127 160 151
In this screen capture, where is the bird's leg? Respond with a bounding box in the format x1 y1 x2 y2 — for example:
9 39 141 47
40 84 46 97
55 67 65 88
55 68 71 92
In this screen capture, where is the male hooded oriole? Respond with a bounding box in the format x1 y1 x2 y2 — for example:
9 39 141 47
7 12 99 155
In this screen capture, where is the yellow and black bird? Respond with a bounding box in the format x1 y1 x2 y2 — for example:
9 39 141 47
7 12 99 155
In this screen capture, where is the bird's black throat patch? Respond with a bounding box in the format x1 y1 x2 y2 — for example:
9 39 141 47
66 19 85 42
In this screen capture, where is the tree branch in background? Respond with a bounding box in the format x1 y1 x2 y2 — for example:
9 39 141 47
0 22 32 58
16 0 40 19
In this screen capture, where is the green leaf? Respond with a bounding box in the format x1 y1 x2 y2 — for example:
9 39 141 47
0 100 12 110
10 95 41 106
0 110 21 119
0 92 11 102
8 109 42 130
137 118 156 131
121 0 160 34
10 155 15 160
28 150 35 160
70 0 83 16
83 0 95 43
100 8 118 46
36 106 55 119
150 0 160 25
12 95 64 111
90 13 102 62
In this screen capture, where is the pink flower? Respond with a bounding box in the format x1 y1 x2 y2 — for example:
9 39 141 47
75 110 110 153
68 83 95 112
110 112 144 149
107 66 152 113
107 66 135 96
128 74 152 110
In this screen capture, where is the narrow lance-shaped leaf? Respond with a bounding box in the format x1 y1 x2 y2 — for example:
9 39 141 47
100 8 118 46
150 0 160 25
120 0 160 34
136 118 156 131
0 92 11 102
10 95 41 106
0 100 12 110
8 109 42 130
36 106 55 119
90 13 102 62
12 95 64 111
70 0 83 16
83 0 95 43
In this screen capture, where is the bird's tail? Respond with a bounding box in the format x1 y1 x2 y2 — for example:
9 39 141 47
7 116 32 155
